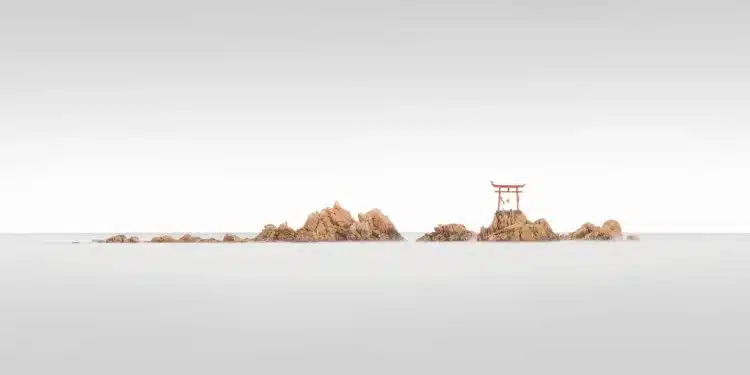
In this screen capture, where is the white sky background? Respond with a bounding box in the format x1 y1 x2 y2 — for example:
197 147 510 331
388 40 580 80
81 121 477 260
0 0 748 233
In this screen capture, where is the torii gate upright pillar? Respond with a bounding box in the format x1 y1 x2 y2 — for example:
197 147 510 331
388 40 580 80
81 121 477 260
490 181 526 212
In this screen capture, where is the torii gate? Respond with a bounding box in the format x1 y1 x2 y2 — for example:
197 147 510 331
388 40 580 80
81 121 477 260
490 181 525 212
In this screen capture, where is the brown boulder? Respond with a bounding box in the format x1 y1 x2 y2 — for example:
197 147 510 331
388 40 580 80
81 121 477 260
477 210 559 241
565 220 625 241
417 224 473 242
564 222 599 240
254 224 279 242
295 201 357 241
531 219 557 240
104 234 140 243
150 235 178 243
222 233 250 243
253 222 298 242
485 210 528 232
602 220 623 235
355 209 404 241
178 234 202 243
275 223 298 241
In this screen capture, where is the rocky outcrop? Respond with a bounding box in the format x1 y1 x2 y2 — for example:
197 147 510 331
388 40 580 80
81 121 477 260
602 220 622 236
253 222 298 242
222 233 251 243
349 208 404 241
255 201 404 242
178 234 202 243
152 234 254 243
417 224 474 241
293 201 356 241
104 234 140 243
101 233 250 244
626 234 640 241
563 220 623 241
477 211 559 241
150 235 178 243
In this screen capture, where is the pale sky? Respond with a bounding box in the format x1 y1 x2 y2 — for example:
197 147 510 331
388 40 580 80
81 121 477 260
1 0 748 233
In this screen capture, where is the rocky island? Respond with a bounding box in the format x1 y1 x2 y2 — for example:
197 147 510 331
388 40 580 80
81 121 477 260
98 208 638 244
97 201 405 244
477 210 558 241
562 220 625 241
415 210 638 242
253 201 404 242
417 224 474 242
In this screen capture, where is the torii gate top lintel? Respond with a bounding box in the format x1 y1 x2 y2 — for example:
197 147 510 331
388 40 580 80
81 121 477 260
490 182 526 188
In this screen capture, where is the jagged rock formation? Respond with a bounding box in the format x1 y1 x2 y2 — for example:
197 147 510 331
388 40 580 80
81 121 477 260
254 223 299 242
477 210 559 241
417 224 473 242
563 220 624 241
293 201 355 241
104 234 140 243
254 201 404 242
349 208 404 241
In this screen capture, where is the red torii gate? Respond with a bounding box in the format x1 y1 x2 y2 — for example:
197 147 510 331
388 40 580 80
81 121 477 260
491 181 525 212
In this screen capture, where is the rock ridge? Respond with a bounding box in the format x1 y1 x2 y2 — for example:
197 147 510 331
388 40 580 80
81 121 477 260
417 224 474 242
252 201 404 242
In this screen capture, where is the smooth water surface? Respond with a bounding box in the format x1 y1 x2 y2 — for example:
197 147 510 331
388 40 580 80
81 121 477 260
1 234 749 374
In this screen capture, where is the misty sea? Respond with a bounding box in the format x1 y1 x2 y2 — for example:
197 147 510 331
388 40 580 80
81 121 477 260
1 233 749 374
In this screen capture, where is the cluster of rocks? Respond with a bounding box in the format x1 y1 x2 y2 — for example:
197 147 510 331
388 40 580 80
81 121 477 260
254 201 404 242
418 210 639 242
149 234 241 243
254 222 299 242
102 234 140 243
417 224 474 242
562 220 624 241
98 202 404 244
477 210 559 241
96 204 641 244
99 233 252 244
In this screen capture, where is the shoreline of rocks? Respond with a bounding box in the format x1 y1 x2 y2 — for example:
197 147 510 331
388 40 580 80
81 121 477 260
94 202 640 244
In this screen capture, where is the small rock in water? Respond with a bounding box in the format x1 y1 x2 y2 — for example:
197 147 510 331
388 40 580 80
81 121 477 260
565 219 624 241
417 224 473 242
222 233 251 243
